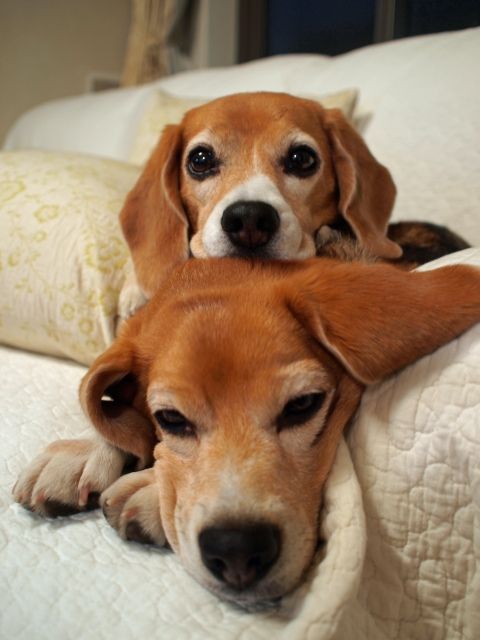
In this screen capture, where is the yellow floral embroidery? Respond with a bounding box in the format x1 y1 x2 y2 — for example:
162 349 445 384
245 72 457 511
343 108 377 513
0 180 25 203
79 318 94 335
0 150 140 365
84 237 127 275
34 205 60 223
61 303 75 321
8 250 21 267
33 230 47 242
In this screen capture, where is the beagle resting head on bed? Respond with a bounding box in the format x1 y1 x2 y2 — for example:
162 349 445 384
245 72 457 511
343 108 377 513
121 92 401 300
14 258 480 603
77 258 480 604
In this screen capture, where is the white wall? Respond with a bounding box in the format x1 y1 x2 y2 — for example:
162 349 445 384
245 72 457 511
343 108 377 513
0 0 240 145
0 0 131 145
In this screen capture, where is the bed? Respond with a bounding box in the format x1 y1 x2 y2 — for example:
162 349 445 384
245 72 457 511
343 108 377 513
1 28 480 640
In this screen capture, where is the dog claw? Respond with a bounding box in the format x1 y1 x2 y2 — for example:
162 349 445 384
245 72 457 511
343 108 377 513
34 490 46 505
78 484 90 507
124 508 138 520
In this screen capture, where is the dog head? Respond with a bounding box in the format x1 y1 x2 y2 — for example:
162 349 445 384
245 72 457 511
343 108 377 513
121 92 401 297
81 258 480 603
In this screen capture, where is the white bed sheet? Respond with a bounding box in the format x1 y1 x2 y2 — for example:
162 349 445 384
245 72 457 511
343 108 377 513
2 249 479 640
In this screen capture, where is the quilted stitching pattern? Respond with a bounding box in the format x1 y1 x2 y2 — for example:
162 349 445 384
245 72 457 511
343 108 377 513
0 353 364 639
1 249 479 639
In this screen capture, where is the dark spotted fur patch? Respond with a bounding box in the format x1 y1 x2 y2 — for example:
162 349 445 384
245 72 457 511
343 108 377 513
388 221 470 268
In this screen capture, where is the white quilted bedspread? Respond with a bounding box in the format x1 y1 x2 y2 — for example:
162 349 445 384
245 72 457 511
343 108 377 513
1 249 480 640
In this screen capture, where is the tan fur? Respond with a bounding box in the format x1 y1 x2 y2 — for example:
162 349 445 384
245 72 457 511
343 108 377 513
120 92 401 299
13 438 127 516
15 257 480 603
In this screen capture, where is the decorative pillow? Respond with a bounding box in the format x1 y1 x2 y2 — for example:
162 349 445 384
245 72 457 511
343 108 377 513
130 91 206 165
0 151 139 365
129 88 359 166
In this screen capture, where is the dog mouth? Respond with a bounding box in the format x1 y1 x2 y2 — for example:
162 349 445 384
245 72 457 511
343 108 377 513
166 471 321 604
205 577 286 608
197 558 313 608
225 245 275 260
174 517 318 605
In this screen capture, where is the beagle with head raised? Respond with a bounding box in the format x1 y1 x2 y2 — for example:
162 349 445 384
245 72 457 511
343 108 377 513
119 91 402 307
14 257 480 604
118 91 469 319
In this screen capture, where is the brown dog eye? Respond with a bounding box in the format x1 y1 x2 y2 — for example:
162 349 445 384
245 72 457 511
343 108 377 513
154 409 195 437
278 392 325 430
187 146 219 179
283 145 319 178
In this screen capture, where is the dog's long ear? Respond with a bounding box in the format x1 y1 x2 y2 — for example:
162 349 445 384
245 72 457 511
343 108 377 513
287 261 480 384
120 124 189 298
324 109 402 260
79 338 156 467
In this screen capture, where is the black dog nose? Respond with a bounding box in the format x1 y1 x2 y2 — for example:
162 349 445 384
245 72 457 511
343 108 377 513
198 523 281 590
221 201 280 250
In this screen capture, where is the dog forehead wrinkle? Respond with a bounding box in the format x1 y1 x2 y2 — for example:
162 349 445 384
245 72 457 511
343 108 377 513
158 323 312 423
208 94 310 125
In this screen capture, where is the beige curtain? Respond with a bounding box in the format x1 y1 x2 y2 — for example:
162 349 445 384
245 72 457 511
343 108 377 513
121 0 196 86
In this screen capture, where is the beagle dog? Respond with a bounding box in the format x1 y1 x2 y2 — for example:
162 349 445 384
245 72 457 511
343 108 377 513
14 257 480 604
118 91 468 319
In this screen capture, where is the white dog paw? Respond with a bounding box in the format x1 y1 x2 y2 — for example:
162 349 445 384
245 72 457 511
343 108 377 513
117 273 148 330
101 469 165 546
13 439 127 517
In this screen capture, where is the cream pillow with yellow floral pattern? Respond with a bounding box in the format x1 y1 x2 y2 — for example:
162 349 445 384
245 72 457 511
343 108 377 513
0 150 140 365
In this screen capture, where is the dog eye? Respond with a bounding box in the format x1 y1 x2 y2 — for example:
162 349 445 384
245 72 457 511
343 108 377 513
187 146 219 179
278 392 325 430
153 409 195 437
283 145 319 178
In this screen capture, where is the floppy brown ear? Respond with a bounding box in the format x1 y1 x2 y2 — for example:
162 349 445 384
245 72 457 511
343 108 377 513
120 124 189 298
79 338 156 467
288 260 480 384
324 109 402 260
